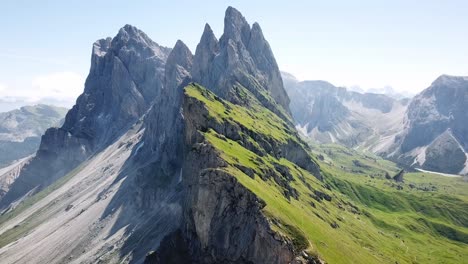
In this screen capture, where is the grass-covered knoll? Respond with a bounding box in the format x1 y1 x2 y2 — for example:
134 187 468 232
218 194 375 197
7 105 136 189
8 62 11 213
185 83 468 264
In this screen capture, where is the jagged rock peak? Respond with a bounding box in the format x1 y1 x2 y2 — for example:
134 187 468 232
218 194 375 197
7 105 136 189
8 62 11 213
167 40 193 70
114 24 149 44
90 24 171 77
192 6 291 119
64 24 172 145
249 22 266 46
192 24 219 83
221 6 251 44
107 24 172 64
199 23 219 52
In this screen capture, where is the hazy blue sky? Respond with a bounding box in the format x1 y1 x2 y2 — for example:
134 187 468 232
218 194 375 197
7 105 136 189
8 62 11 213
0 0 467 110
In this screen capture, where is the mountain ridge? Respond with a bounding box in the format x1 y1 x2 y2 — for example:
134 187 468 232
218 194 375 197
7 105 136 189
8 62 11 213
0 6 321 264
0 104 67 169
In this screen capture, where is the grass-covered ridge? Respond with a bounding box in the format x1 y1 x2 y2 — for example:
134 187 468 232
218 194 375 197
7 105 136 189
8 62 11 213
184 83 468 264
184 82 299 144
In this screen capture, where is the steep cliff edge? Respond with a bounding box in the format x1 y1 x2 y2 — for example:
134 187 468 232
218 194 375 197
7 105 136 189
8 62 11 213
146 83 323 263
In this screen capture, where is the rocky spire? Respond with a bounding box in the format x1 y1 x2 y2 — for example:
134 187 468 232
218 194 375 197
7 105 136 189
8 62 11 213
192 24 219 85
138 40 193 170
191 6 291 120
247 22 290 111
166 40 193 81
220 6 251 45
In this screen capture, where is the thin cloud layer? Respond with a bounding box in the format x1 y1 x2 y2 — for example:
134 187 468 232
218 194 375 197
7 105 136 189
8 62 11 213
0 72 84 110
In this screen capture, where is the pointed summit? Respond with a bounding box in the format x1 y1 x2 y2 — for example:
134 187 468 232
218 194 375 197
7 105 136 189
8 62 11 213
167 40 193 71
221 6 251 44
199 23 219 50
192 24 219 85
247 22 290 111
112 24 158 51
164 39 193 96
191 7 291 120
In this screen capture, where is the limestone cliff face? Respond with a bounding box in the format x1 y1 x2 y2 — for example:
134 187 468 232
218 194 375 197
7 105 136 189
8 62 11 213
135 8 321 262
0 25 171 210
138 40 192 167
63 25 170 149
145 87 297 264
141 11 316 263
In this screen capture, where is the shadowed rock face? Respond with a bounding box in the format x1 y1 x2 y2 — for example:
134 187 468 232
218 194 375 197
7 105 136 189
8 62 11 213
134 40 193 205
63 25 171 149
422 130 467 174
145 85 297 264
0 25 171 210
192 7 291 120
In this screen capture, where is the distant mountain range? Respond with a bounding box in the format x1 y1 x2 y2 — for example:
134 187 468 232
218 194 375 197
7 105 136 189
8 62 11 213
284 72 468 175
0 105 67 168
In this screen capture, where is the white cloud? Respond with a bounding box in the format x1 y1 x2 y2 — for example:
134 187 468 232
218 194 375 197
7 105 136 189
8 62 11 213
0 72 84 107
31 72 84 102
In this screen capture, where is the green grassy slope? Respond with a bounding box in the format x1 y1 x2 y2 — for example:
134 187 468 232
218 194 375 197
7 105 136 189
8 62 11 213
185 83 468 264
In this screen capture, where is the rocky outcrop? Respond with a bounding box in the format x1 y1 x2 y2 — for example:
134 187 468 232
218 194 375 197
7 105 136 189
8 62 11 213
392 170 405 183
192 7 291 120
400 75 468 151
